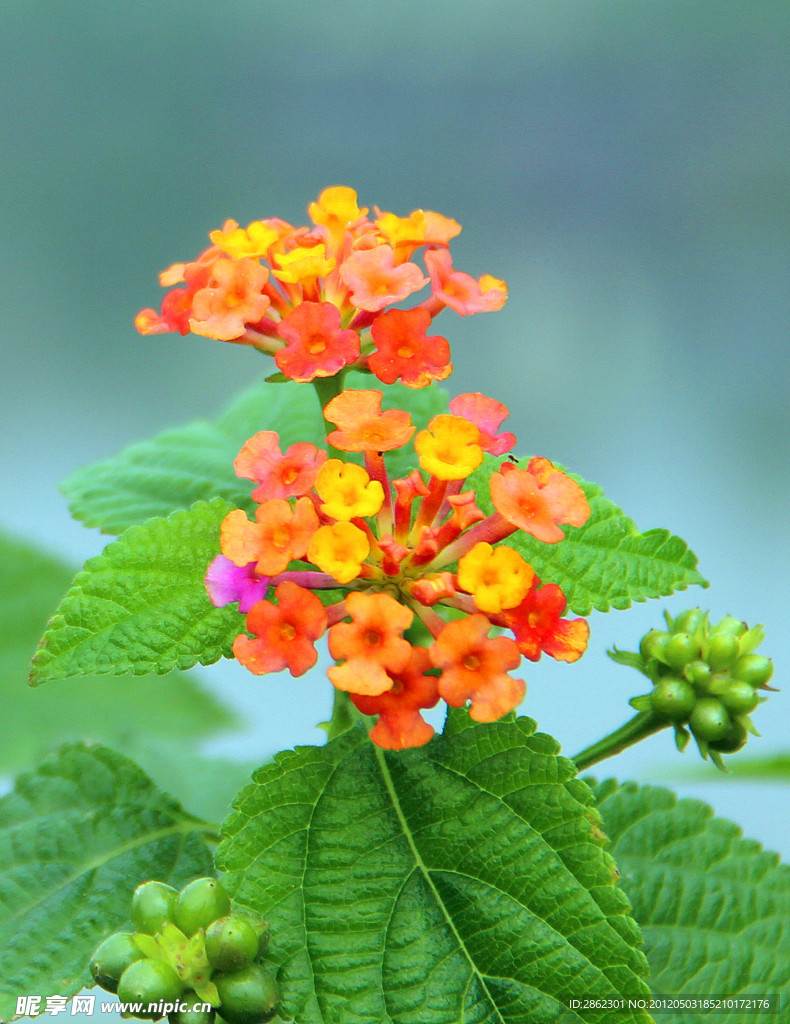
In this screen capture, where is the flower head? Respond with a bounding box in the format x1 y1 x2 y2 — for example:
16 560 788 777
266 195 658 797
136 187 508 389
208 389 589 749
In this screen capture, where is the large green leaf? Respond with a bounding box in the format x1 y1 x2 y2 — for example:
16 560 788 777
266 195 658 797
61 375 449 535
468 456 707 614
593 779 790 1021
0 743 214 1019
0 530 234 774
30 500 241 685
218 715 652 1024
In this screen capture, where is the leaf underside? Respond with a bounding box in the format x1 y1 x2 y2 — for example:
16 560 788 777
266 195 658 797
593 779 790 1022
0 743 213 1019
218 714 653 1024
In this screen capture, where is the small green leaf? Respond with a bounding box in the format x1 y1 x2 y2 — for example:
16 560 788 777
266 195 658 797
593 779 790 1020
219 716 652 1024
0 530 234 774
30 500 241 684
0 743 214 1019
468 456 707 614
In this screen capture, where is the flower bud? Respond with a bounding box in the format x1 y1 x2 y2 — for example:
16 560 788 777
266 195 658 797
89 932 144 993
205 915 260 973
706 632 741 672
664 633 702 669
720 680 760 715
732 654 774 688
175 877 231 937
117 960 184 1018
214 964 280 1024
689 697 731 742
640 629 671 663
131 880 179 935
649 678 697 721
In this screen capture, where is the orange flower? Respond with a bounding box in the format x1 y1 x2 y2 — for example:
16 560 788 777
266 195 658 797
328 591 414 695
425 248 507 316
274 302 360 382
234 431 327 501
189 258 271 341
430 615 524 722
499 578 590 663
351 646 440 749
490 459 589 544
339 245 428 312
233 582 327 676
324 389 415 452
368 308 452 388
447 393 516 456
221 498 319 576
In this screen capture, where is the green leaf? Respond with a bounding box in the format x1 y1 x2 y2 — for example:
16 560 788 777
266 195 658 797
30 500 241 684
0 743 214 1019
593 779 790 1021
61 380 325 535
0 530 235 774
468 456 707 614
218 716 652 1024
60 373 449 536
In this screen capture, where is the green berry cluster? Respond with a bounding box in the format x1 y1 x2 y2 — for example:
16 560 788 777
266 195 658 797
610 609 775 770
89 877 279 1023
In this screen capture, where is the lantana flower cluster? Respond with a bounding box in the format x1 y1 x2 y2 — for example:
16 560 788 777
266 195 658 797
206 389 591 749
135 187 506 388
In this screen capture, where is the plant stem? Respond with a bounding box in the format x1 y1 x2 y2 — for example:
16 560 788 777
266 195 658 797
571 711 668 772
325 689 356 740
312 372 348 446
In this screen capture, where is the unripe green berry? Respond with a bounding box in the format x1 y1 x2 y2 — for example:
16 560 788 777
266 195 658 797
672 608 707 636
649 678 697 721
689 698 731 742
169 992 215 1024
684 659 712 691
117 959 183 1018
720 680 760 715
714 615 747 637
706 632 741 672
664 633 702 670
215 964 279 1024
732 654 773 688
89 932 144 993
640 630 671 663
175 877 231 937
708 720 748 754
131 881 179 935
205 915 260 972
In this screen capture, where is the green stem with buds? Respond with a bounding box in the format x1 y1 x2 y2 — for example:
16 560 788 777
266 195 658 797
571 711 668 772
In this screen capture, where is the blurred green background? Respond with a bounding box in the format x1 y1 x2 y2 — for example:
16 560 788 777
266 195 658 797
2 0 788 859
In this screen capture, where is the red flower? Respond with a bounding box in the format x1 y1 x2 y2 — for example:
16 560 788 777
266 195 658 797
233 582 328 676
351 646 440 749
499 578 589 663
369 308 452 388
